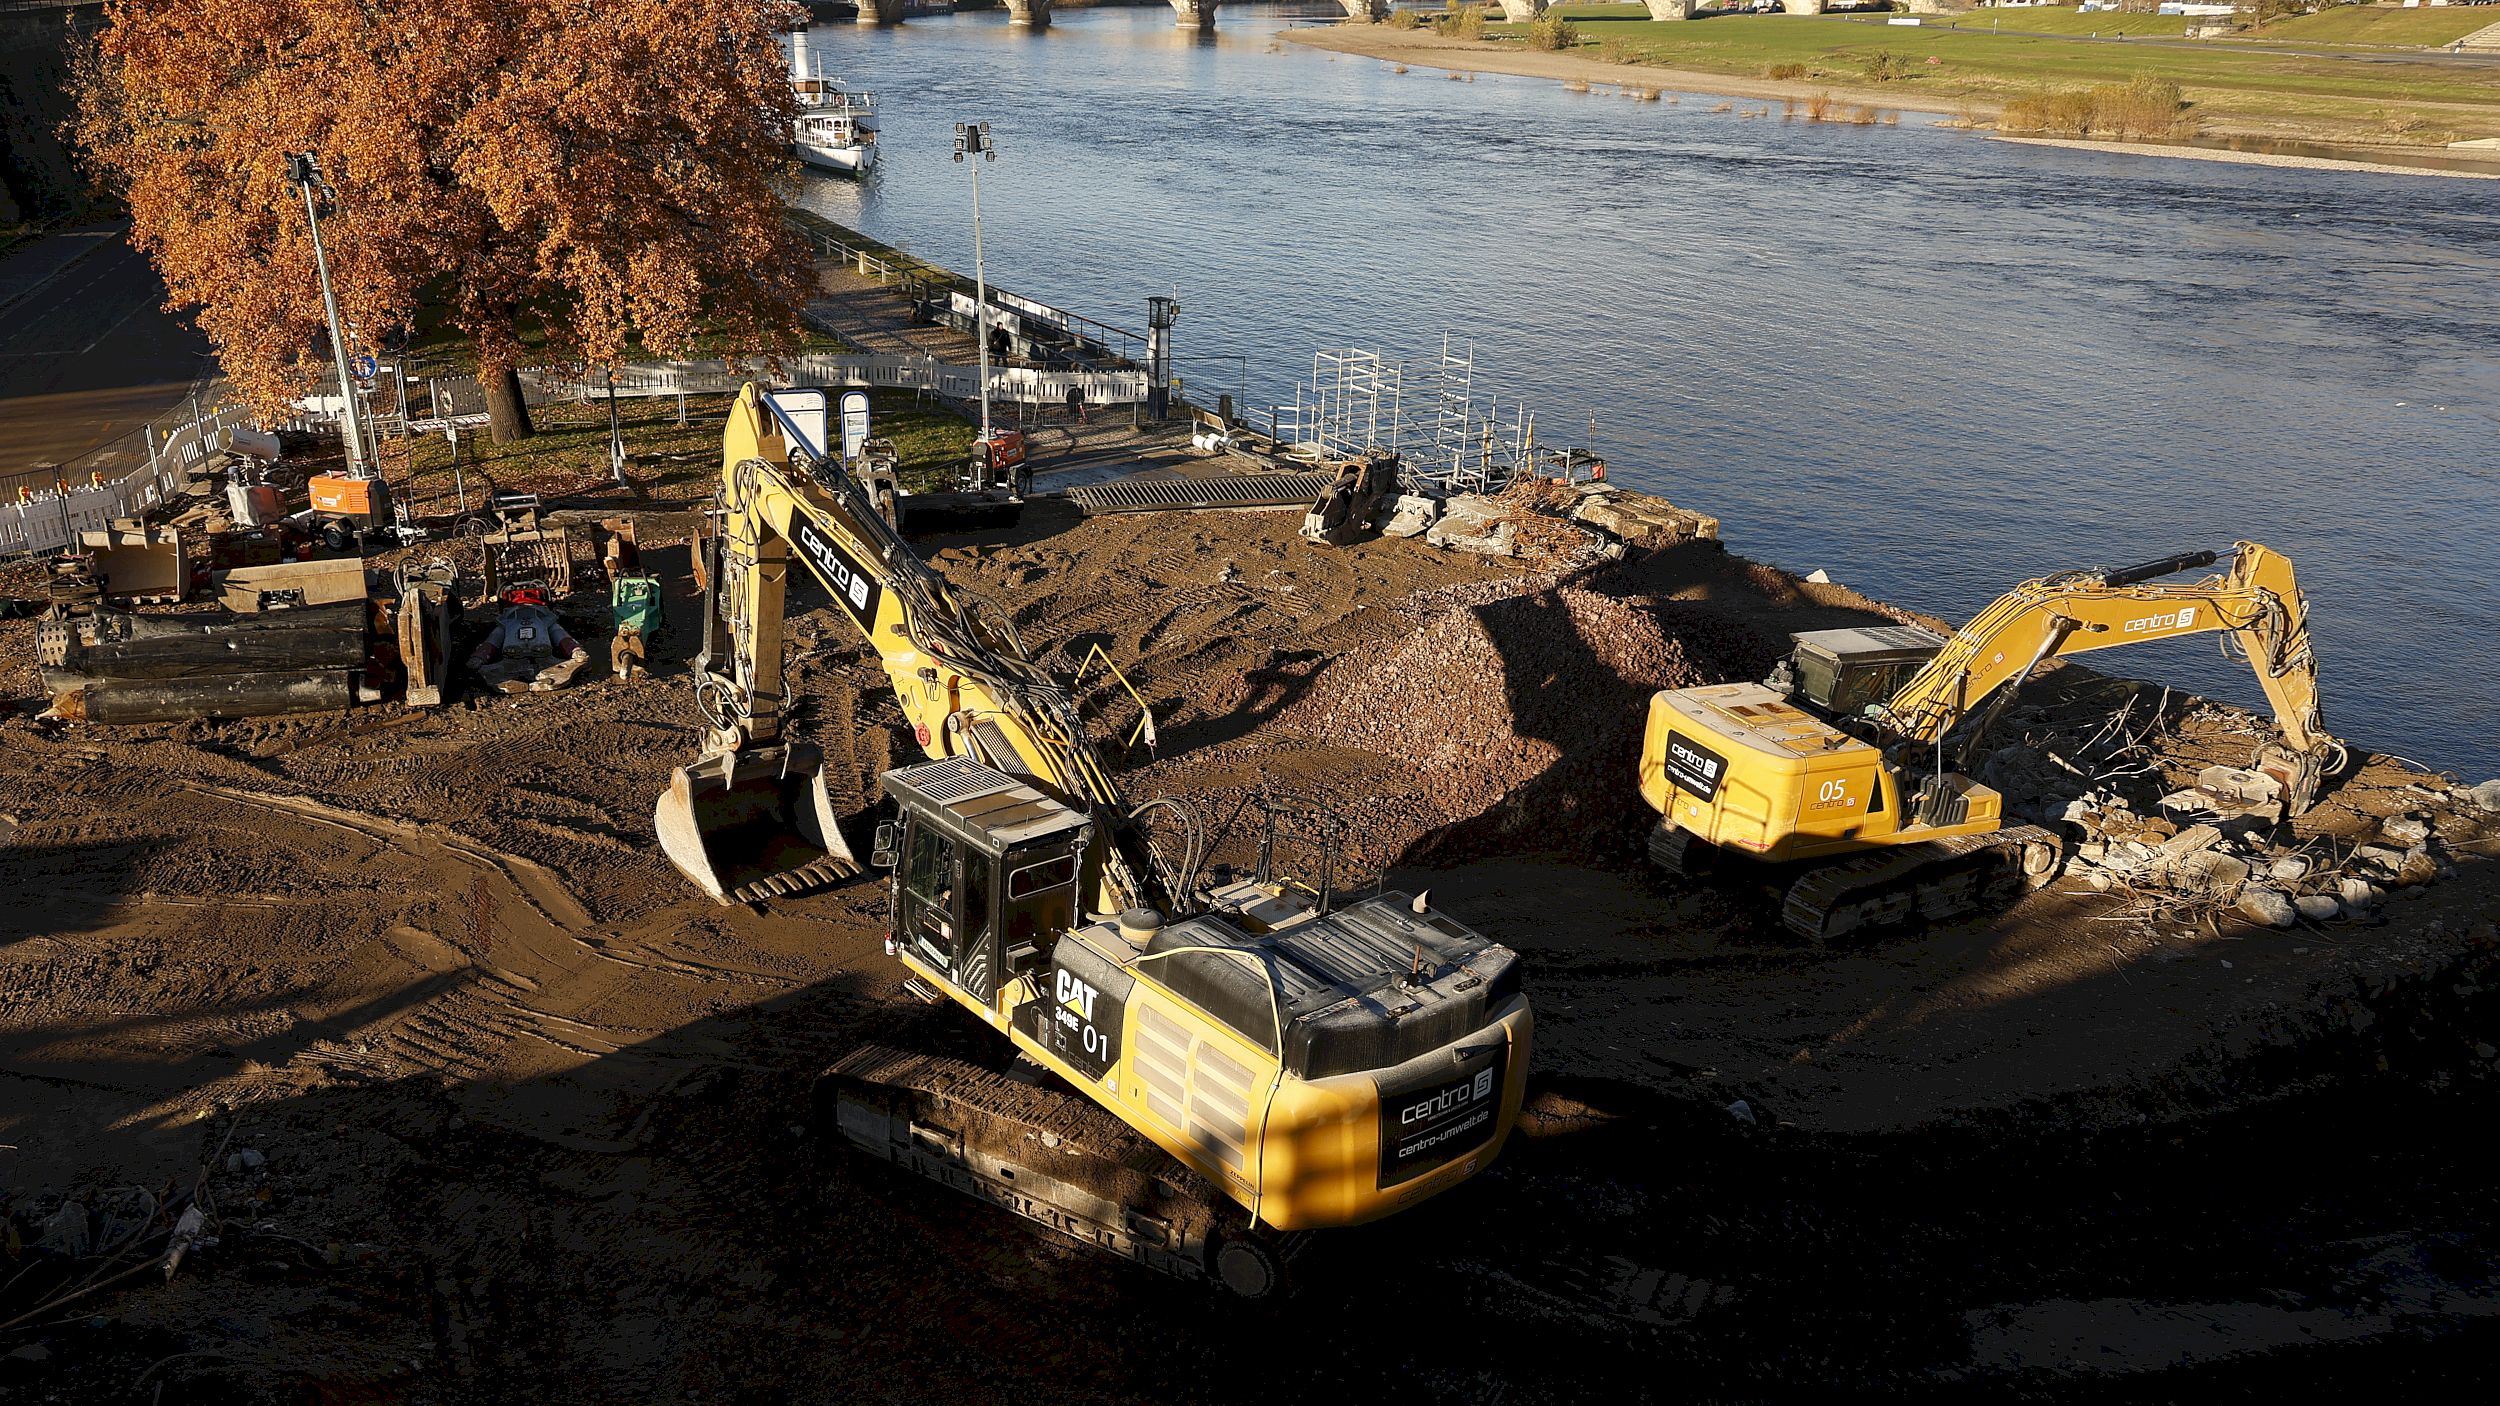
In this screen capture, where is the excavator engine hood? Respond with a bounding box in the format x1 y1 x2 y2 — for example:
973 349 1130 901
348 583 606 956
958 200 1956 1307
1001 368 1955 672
654 743 860 904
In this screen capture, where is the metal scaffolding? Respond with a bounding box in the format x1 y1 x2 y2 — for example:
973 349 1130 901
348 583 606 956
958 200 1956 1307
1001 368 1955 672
1267 335 1592 497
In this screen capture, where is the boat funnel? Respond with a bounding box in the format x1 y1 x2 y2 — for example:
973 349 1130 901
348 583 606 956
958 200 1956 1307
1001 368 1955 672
654 743 861 904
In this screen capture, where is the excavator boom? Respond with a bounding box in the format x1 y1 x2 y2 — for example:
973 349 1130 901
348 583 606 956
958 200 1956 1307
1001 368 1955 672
1882 542 2324 754
654 385 1160 909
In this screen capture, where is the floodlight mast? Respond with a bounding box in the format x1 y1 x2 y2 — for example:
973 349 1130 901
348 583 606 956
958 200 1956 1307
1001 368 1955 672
953 121 997 449
285 152 371 477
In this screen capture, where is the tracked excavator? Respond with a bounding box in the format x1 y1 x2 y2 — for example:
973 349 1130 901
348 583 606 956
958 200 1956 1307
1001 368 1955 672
652 386 1531 1295
1639 543 2342 942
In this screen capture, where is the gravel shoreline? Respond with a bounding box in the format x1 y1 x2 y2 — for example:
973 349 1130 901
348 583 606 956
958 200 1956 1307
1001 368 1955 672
1995 133 2500 178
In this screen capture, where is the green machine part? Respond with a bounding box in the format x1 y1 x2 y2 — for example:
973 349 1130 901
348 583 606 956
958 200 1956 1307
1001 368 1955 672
613 575 664 639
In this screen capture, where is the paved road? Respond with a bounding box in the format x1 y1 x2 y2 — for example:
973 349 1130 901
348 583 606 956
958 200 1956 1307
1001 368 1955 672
0 226 213 487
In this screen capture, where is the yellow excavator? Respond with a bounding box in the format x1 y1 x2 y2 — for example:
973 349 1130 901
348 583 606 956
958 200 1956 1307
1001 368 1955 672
653 386 1531 1295
1639 543 2340 941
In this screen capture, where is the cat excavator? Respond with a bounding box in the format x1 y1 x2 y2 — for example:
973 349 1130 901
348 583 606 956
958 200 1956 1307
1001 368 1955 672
652 386 1531 1295
1639 542 2342 942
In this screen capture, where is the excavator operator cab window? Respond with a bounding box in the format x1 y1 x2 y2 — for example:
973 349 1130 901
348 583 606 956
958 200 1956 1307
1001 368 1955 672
1782 627 1948 722
1001 847 1079 979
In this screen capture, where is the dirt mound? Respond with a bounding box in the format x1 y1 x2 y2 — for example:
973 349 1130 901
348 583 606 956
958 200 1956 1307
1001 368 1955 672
1287 583 1707 865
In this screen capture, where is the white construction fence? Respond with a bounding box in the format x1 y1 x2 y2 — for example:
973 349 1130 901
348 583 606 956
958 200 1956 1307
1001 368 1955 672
1 402 251 562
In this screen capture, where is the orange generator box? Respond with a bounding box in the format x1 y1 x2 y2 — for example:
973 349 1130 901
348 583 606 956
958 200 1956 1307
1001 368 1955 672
308 473 391 523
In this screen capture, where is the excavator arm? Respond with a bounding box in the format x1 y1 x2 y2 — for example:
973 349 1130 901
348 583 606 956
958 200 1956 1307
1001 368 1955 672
656 384 1164 910
1877 541 2334 806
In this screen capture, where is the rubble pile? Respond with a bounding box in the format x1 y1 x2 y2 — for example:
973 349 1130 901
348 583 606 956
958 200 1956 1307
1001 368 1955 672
1401 480 1716 565
1288 580 1707 864
1974 691 2499 928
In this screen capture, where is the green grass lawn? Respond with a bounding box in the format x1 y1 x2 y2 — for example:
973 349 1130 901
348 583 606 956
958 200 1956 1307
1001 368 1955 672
400 388 974 508
1492 12 2500 139
2261 4 2500 46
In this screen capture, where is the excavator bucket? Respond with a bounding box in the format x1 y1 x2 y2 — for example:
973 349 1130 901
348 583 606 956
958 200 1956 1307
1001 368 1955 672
653 744 862 904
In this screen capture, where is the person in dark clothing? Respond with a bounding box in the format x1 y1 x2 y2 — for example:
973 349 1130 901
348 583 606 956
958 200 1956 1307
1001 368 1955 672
1065 382 1085 424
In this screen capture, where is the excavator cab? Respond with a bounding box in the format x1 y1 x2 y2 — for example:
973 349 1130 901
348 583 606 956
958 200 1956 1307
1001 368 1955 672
1772 625 1947 722
883 758 1091 1004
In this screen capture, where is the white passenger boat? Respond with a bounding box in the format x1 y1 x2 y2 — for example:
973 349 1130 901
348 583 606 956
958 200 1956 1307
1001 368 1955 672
789 29 878 176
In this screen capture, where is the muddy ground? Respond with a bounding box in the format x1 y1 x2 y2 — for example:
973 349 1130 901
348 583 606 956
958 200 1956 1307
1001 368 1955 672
3 498 2498 1402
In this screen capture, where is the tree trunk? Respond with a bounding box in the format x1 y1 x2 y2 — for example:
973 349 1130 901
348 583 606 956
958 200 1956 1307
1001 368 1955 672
485 363 535 444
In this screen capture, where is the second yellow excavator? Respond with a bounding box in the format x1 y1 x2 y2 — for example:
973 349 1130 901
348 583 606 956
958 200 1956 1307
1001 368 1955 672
651 386 1531 1295
1638 543 2342 941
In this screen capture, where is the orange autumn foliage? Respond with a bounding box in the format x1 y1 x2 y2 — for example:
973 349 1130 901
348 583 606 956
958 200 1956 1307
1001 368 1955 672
73 0 815 439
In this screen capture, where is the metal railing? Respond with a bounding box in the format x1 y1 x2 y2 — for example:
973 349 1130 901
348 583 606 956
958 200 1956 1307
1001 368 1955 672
785 215 1149 366
1 397 249 562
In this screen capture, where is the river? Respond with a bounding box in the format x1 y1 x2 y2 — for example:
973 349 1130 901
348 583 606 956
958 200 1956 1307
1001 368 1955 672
791 7 2500 780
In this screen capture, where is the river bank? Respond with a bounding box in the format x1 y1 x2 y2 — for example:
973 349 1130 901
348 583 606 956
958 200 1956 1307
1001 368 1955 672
1280 23 2500 176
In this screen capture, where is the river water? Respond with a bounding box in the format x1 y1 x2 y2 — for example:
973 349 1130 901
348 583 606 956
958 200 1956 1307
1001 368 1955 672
792 8 2500 780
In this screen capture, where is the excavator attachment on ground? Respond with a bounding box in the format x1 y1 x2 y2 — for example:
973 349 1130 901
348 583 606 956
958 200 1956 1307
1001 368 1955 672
653 742 858 904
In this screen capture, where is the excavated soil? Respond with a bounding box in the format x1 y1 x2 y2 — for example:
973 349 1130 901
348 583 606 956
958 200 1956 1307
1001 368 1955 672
4 500 2499 1402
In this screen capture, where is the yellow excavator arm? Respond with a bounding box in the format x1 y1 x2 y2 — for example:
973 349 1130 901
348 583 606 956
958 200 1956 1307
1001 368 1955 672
1881 543 2325 754
656 384 1158 910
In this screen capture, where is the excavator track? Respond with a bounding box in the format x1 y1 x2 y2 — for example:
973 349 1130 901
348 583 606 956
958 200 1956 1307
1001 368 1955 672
816 1044 1300 1297
1647 821 1699 877
1780 824 2059 943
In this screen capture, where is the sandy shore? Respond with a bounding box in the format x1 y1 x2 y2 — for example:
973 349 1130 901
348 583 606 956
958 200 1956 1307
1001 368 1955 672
1995 134 2500 179
1282 24 2500 179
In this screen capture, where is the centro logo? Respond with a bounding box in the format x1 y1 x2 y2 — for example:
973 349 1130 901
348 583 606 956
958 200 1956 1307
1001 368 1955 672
1671 742 1719 777
1401 1068 1496 1126
2123 605 2197 635
796 526 874 614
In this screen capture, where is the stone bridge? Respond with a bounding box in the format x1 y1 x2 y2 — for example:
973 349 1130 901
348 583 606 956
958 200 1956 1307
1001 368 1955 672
851 0 1393 29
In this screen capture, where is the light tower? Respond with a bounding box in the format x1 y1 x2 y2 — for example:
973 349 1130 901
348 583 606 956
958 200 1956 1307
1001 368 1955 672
954 121 997 465
1146 294 1180 422
284 152 370 477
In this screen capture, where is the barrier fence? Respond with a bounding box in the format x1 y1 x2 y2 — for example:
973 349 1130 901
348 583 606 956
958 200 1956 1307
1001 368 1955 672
0 399 249 562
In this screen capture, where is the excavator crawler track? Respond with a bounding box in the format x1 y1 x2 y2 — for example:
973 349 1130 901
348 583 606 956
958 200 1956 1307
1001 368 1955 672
1647 821 1699 877
817 1044 1299 1297
1781 824 2058 943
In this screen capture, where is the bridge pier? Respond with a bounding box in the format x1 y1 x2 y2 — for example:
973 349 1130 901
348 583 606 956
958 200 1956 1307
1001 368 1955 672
1493 0 1547 21
1338 0 1390 19
1170 0 1218 30
1642 0 1697 18
854 0 907 23
1005 0 1051 25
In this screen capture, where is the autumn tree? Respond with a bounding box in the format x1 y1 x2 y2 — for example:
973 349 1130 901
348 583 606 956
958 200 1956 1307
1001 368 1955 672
73 0 816 442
